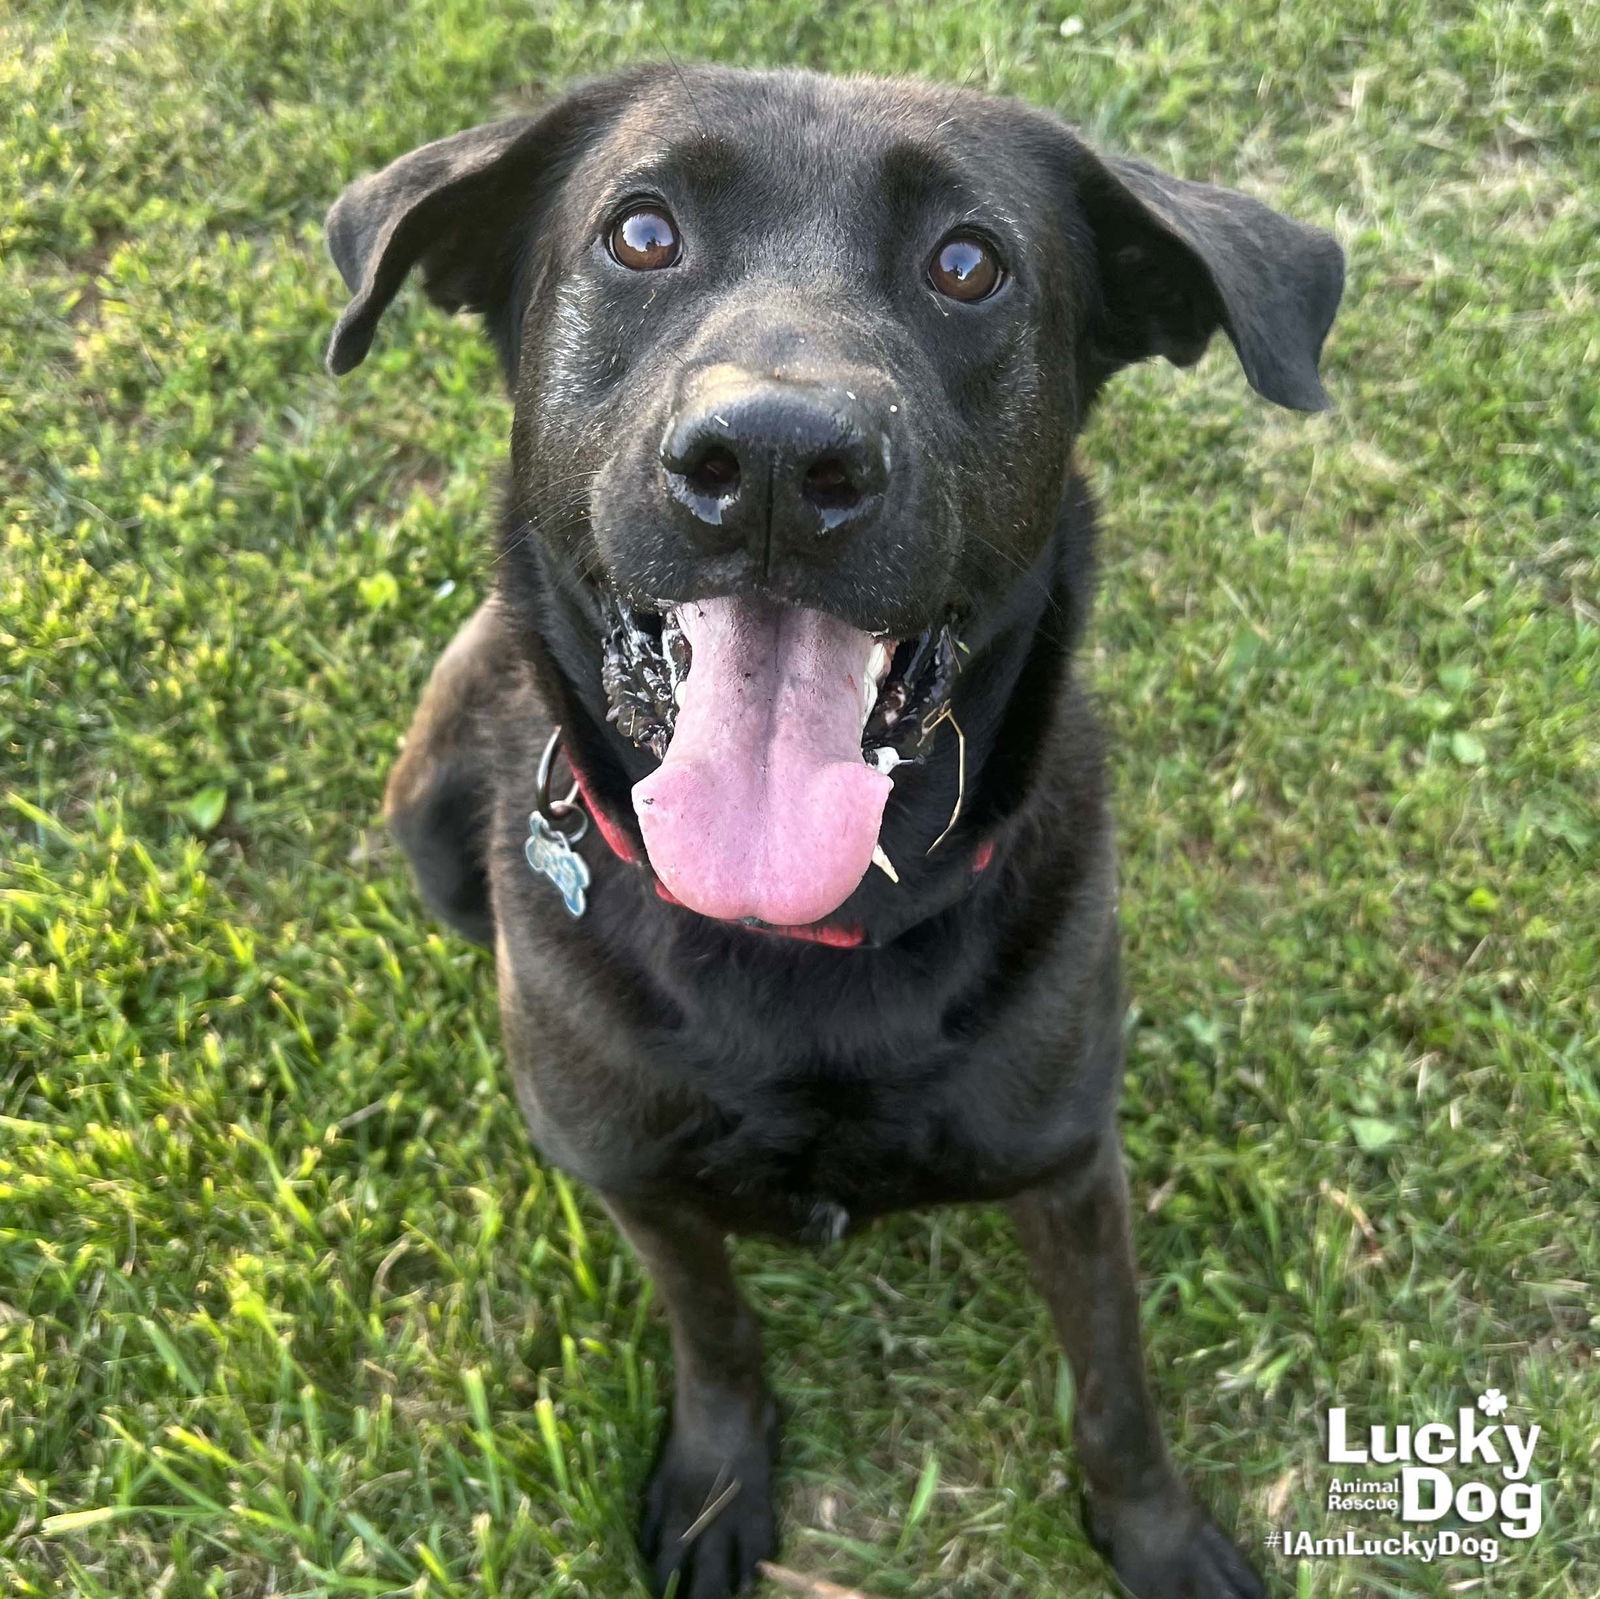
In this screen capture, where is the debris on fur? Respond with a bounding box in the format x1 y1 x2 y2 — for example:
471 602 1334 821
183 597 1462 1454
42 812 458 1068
599 587 962 773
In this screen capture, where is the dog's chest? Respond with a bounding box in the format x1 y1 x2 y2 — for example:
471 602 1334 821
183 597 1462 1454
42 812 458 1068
612 942 1104 1239
650 1051 1057 1240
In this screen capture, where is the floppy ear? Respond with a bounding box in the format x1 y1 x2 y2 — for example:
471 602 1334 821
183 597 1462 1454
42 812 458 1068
1077 148 1344 411
325 74 648 379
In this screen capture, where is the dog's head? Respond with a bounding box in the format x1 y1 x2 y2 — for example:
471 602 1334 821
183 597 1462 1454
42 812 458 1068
328 66 1341 928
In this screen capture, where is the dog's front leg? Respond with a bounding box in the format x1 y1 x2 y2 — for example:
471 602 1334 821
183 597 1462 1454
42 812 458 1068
1008 1139 1265 1599
604 1194 779 1599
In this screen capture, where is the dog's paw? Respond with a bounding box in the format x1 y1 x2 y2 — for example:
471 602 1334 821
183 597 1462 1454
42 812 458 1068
1083 1487 1266 1599
638 1406 779 1598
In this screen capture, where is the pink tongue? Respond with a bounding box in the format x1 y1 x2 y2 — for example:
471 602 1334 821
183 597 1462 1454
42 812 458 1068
632 597 892 926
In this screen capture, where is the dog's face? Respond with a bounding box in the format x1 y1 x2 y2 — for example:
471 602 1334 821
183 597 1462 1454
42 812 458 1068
328 67 1341 926
524 73 1091 643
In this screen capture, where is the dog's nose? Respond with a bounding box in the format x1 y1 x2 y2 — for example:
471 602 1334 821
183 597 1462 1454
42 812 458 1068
660 376 890 560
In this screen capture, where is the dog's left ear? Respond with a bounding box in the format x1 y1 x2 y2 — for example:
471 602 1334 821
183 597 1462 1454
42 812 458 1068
1076 147 1345 411
325 71 652 379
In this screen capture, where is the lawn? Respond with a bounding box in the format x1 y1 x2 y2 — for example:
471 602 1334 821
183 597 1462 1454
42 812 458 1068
2 1 1596 1595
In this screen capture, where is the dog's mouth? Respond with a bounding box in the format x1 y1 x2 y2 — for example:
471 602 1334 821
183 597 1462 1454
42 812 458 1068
600 591 960 926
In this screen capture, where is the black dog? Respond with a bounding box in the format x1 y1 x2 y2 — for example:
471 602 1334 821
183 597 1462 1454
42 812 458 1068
325 65 1341 1598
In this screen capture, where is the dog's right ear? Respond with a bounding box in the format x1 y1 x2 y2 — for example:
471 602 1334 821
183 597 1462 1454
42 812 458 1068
325 73 649 380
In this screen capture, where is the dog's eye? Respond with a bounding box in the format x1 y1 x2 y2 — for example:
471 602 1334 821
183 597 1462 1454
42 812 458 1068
928 233 1003 302
609 206 681 271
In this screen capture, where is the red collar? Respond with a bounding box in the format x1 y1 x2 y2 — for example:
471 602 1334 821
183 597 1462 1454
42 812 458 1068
559 740 996 949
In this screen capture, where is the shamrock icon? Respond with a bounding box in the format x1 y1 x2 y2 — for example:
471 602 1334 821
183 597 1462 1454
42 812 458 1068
1477 1388 1509 1416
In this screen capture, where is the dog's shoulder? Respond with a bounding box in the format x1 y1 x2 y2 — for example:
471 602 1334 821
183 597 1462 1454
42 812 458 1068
384 597 542 946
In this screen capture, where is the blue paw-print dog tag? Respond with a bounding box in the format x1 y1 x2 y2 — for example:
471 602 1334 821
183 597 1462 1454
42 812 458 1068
525 812 591 917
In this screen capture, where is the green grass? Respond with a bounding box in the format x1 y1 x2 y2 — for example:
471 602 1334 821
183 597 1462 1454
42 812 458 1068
3 1 1597 1595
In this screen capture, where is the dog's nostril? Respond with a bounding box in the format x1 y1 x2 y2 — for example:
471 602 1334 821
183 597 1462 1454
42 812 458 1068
684 445 740 500
801 457 862 514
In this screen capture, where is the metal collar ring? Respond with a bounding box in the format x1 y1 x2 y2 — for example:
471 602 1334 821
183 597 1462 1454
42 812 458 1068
535 726 590 844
